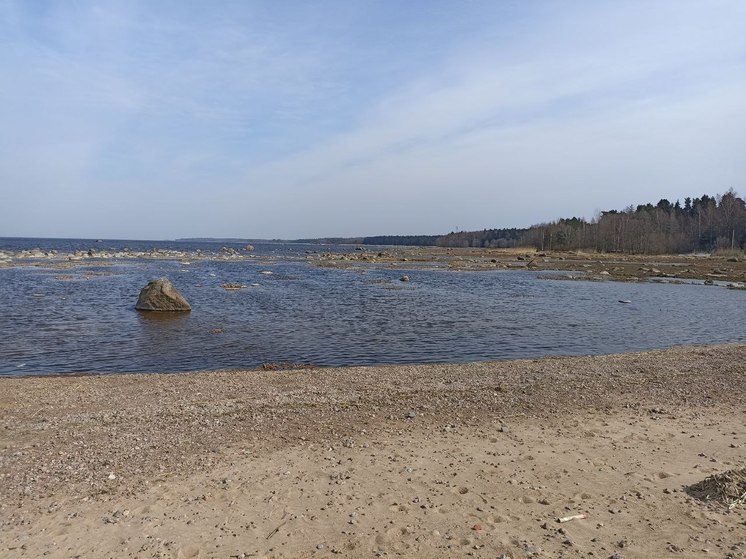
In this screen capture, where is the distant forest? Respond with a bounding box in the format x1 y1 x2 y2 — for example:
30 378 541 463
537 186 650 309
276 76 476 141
431 189 746 254
291 235 439 246
295 189 745 255
518 189 745 254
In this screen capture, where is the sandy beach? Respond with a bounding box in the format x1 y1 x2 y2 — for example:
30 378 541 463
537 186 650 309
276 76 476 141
1 345 745 558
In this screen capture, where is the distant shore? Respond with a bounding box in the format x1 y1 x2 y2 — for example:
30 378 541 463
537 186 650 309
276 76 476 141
2 344 745 558
2 243 745 285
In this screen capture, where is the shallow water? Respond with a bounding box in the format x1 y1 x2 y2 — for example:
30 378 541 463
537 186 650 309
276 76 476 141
0 239 744 376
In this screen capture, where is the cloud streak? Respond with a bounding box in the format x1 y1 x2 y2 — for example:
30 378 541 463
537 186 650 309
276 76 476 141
1 0 744 238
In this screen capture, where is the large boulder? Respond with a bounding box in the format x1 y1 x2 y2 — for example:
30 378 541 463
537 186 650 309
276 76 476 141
135 277 191 311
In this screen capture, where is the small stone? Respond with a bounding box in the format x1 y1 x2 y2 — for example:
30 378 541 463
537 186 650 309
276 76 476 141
400 275 410 282
406 411 417 419
108 473 116 480
316 544 325 550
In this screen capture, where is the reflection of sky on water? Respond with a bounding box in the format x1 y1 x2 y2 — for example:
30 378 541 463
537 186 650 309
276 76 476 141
0 248 744 376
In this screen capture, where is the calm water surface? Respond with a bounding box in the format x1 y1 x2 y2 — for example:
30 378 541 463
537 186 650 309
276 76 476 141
0 239 744 376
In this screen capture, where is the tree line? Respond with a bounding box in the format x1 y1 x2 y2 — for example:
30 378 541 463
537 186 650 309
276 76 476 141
522 189 745 254
291 235 439 246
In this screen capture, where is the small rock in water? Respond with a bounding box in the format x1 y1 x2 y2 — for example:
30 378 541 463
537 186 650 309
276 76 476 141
400 275 410 282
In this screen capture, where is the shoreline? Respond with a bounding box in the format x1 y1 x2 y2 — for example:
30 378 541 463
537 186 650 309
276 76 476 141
2 344 745 558
6 340 745 380
2 245 745 285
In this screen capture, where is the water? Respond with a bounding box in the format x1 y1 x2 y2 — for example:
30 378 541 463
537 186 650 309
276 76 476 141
0 238 744 376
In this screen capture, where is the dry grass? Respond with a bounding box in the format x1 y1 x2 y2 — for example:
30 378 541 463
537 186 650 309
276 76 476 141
712 248 745 258
687 468 746 509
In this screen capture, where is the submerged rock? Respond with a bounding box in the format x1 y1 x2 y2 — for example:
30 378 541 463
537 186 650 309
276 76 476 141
135 277 191 311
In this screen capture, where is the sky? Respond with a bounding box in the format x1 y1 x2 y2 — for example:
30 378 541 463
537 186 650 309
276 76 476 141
1 1 745 240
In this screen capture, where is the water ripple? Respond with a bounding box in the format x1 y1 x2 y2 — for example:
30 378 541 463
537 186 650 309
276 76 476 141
0 253 744 376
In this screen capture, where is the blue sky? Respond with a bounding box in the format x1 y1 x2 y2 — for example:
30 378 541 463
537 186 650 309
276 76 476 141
1 1 745 239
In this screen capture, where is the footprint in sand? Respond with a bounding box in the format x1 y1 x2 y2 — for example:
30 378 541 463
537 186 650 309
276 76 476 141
570 492 594 502
375 533 388 545
174 545 201 558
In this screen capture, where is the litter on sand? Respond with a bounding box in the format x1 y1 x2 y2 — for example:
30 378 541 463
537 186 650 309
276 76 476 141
557 513 587 523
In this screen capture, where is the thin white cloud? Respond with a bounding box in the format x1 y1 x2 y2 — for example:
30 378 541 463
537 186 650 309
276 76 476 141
0 1 744 238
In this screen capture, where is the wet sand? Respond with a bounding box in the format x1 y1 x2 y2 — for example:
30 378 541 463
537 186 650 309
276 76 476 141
1 345 745 558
